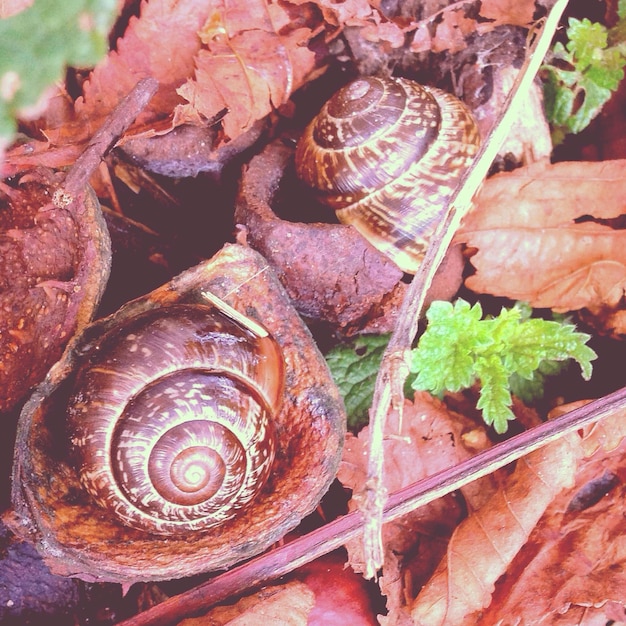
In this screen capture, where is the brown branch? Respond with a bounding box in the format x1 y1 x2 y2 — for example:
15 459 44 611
60 77 159 200
116 384 626 626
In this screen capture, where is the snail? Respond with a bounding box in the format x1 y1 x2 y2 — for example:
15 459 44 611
66 298 284 535
12 245 346 583
294 75 481 273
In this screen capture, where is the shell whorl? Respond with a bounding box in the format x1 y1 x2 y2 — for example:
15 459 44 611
294 75 481 273
67 303 284 535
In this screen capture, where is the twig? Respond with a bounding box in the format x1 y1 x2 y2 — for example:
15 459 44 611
116 384 626 626
360 0 570 578
60 77 159 200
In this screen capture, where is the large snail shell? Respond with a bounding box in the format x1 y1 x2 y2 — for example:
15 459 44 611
67 303 283 535
295 75 481 273
11 244 346 583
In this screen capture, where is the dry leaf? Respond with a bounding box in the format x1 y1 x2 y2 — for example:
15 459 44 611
473 436 626 624
477 0 535 29
457 159 626 313
297 552 379 625
410 432 582 625
9 0 323 165
337 392 495 623
410 0 535 52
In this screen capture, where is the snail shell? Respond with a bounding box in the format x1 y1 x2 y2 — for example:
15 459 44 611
66 301 284 535
295 75 481 273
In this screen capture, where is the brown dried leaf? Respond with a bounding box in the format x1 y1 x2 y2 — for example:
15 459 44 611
337 392 494 622
474 436 626 625
477 0 535 29
457 159 626 313
27 0 322 158
411 0 535 52
177 553 378 625
175 2 316 140
429 11 476 54
551 400 626 458
410 432 583 625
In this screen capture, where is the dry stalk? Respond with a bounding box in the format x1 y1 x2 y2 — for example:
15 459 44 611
360 0 572 577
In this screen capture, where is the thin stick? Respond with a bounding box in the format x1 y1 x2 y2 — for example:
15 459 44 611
116 384 626 626
359 0 570 578
60 77 159 200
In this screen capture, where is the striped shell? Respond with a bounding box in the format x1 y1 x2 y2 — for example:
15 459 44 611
66 303 284 535
295 75 481 273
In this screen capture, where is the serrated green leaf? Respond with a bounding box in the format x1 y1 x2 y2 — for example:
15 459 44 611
410 300 488 395
543 15 626 139
509 359 566 404
410 299 597 433
0 0 117 142
566 18 608 69
475 354 514 434
586 46 625 90
325 334 389 430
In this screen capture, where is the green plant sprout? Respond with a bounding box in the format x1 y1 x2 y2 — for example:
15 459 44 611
543 12 626 143
326 300 596 435
409 300 596 434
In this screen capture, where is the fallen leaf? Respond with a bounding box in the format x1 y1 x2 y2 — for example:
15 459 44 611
410 0 536 52
298 552 379 625
175 1 316 140
473 435 626 625
337 392 495 623
478 0 535 28
457 159 626 313
410 431 582 625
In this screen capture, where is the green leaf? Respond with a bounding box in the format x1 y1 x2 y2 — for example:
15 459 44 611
543 16 626 140
566 18 608 70
410 299 597 433
474 354 515 434
325 334 389 431
0 0 117 142
509 360 566 405
410 300 486 395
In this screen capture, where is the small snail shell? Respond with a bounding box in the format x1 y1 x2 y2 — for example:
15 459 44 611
66 301 284 535
295 75 481 273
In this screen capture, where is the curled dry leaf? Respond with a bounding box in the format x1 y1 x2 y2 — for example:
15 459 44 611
0 175 110 412
410 401 626 625
173 552 377 626
337 391 495 623
76 0 322 142
474 425 626 625
3 0 327 177
410 432 582 625
457 159 626 315
175 2 319 141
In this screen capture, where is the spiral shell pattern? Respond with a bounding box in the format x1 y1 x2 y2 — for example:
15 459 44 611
295 75 481 273
67 303 284 535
